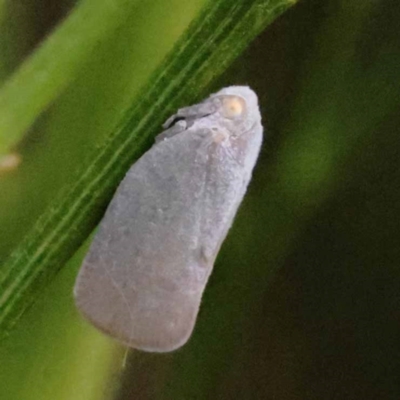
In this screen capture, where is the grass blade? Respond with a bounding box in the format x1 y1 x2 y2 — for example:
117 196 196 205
0 0 295 338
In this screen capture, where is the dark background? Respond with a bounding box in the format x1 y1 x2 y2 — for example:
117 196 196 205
121 1 400 398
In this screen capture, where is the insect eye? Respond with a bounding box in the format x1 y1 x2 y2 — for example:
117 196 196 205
221 96 246 118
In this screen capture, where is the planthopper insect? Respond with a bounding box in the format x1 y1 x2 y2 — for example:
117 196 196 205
74 86 263 352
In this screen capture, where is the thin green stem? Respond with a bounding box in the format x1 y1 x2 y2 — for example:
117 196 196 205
0 0 139 155
0 0 294 337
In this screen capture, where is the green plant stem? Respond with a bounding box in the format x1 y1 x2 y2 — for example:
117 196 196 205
0 0 139 155
0 0 295 338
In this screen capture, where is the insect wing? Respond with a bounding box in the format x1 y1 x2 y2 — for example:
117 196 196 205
74 86 263 352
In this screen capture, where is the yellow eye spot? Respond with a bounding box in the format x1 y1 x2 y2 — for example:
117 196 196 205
222 96 246 118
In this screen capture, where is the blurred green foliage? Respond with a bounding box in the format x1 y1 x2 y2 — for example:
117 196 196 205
0 0 399 399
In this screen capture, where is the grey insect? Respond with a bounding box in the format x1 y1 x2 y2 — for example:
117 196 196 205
74 86 263 352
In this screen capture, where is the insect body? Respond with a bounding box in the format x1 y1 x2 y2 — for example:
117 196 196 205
74 86 263 352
